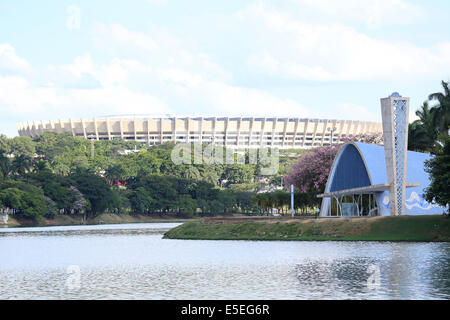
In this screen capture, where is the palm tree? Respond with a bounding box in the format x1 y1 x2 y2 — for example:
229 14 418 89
12 154 32 176
34 159 50 172
428 80 450 136
408 102 438 152
416 102 436 135
408 122 434 152
0 150 11 179
183 166 201 180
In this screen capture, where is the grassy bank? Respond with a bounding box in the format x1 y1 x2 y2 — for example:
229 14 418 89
163 215 450 242
2 213 194 228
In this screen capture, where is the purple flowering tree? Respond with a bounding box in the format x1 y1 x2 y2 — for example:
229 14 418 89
284 133 383 203
284 146 339 196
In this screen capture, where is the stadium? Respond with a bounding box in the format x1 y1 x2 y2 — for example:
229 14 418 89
17 115 382 149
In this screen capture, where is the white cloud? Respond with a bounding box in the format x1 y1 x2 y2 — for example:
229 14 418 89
94 23 159 52
334 103 379 121
88 23 312 116
60 53 96 77
92 23 232 82
203 81 312 117
239 3 450 82
0 73 170 120
290 0 425 29
0 44 31 74
155 73 313 117
66 5 81 30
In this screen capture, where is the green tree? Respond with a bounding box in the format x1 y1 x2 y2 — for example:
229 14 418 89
424 137 450 213
35 132 87 162
182 166 201 180
177 194 197 217
408 81 450 153
34 159 50 172
127 175 177 213
12 154 32 176
68 168 114 215
200 167 219 185
0 181 47 219
408 102 438 152
408 121 434 152
9 136 35 157
428 80 450 136
105 163 126 186
0 150 11 179
217 189 237 214
0 134 10 154
222 164 254 185
128 187 153 213
0 188 25 209
110 189 131 213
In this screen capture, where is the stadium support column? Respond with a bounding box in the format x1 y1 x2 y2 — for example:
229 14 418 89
212 117 217 145
260 118 266 147
282 119 288 148
120 118 124 140
106 118 111 140
199 117 204 144
271 117 278 148
249 117 254 147
321 119 329 145
94 118 99 140
301 119 309 148
292 118 299 148
70 119 75 137
81 118 87 138
172 116 177 143
380 92 409 216
133 117 137 141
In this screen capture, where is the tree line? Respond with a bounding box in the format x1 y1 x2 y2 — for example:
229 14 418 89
0 134 317 220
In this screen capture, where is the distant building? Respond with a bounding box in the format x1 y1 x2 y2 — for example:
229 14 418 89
17 115 382 149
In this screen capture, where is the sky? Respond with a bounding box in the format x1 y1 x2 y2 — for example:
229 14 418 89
1 0 449 137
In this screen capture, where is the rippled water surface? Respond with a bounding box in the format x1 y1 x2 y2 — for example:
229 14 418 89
0 223 449 299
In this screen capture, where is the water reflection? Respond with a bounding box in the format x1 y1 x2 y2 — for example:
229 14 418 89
294 257 380 299
0 223 448 300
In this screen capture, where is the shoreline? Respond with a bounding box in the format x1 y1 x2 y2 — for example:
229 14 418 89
3 214 449 243
163 215 450 242
0 213 196 228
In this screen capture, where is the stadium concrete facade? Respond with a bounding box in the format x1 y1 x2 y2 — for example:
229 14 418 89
17 115 382 149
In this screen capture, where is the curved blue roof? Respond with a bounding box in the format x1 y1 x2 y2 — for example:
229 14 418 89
353 142 387 185
353 142 434 187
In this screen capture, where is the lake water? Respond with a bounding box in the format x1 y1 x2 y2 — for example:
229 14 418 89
0 223 449 300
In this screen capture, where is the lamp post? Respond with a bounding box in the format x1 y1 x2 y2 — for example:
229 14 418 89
327 127 337 164
291 184 294 218
327 127 337 216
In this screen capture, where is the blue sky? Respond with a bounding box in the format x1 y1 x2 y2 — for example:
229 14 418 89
1 0 449 137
